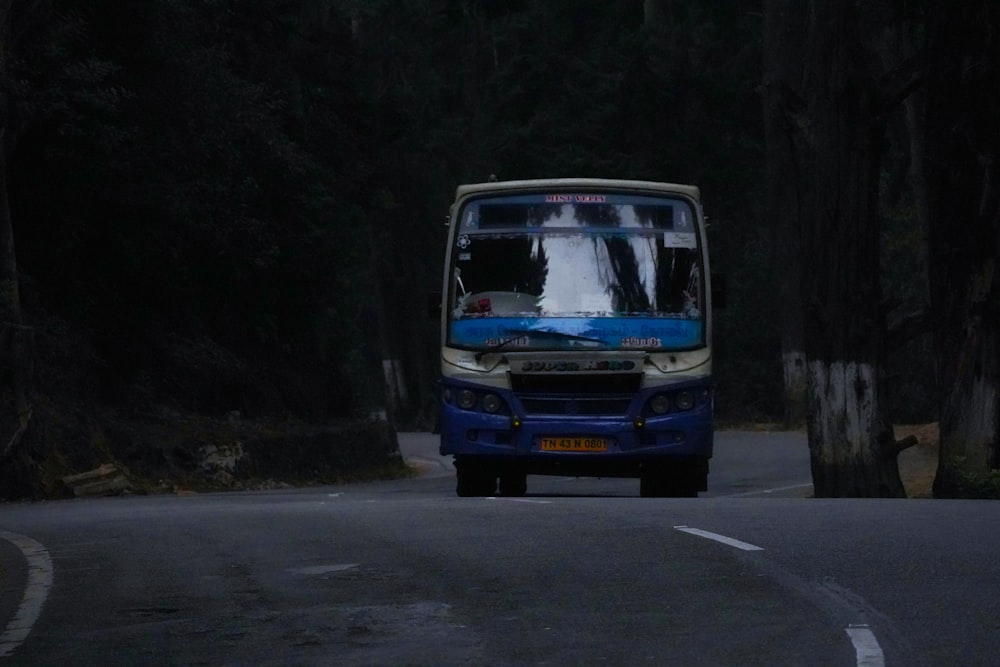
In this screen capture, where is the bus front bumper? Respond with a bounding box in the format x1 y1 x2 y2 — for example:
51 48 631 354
438 400 713 478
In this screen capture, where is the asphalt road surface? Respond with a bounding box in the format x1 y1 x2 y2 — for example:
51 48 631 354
1 431 998 666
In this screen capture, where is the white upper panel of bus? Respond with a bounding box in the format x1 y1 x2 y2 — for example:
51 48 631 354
455 178 701 203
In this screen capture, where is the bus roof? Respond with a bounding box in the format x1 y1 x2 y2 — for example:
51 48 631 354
454 178 701 202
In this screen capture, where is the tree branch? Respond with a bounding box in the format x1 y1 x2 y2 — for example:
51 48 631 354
890 434 919 458
877 52 925 115
886 308 930 349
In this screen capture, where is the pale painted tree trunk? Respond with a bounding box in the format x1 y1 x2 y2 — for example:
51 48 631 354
765 0 907 497
381 358 408 425
807 361 903 496
940 328 999 471
933 268 999 497
762 0 808 427
922 3 1000 497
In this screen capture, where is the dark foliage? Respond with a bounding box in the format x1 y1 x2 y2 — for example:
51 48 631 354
2 0 950 496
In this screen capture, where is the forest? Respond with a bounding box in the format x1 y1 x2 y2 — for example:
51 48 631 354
0 0 996 498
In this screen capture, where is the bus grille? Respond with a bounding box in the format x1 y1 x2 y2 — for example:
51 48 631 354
510 373 641 394
519 396 633 416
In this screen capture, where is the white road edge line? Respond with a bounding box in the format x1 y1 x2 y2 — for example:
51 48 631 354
484 497 553 504
673 526 764 551
0 531 53 658
846 625 885 667
286 563 360 575
723 482 815 497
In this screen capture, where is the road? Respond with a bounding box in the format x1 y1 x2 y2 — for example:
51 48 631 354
1 431 998 666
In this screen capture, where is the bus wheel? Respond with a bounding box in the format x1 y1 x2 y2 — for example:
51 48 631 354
499 470 527 497
456 462 497 497
639 469 667 498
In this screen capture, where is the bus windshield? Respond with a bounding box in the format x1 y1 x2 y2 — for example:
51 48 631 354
447 193 704 352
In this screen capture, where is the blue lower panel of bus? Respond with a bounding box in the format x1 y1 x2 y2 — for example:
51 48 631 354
438 377 713 477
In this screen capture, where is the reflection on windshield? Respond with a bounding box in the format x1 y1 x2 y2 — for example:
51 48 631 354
453 233 700 319
449 197 704 351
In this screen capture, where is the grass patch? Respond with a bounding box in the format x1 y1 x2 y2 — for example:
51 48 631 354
950 469 1000 499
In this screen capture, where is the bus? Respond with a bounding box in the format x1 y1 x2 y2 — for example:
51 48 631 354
437 178 714 497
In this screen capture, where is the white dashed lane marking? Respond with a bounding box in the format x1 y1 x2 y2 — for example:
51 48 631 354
846 625 885 667
673 526 764 551
674 526 887 666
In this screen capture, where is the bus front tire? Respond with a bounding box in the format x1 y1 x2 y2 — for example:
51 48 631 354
456 462 497 497
499 469 527 497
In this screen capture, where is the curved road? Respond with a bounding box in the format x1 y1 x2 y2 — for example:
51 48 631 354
0 431 997 666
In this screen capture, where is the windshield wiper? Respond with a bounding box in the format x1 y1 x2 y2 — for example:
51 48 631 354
474 328 608 361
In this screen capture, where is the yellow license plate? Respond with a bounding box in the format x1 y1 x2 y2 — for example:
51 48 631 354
540 437 609 452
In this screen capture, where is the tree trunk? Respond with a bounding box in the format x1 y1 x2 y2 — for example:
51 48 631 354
780 352 807 425
764 0 906 496
0 140 33 463
762 0 808 427
923 1 1000 497
806 360 902 496
935 321 999 495
366 204 405 426
0 0 46 466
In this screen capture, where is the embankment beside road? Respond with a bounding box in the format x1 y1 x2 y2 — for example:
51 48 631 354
1 410 407 500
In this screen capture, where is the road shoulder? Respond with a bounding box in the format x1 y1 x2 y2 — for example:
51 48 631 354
0 532 28 644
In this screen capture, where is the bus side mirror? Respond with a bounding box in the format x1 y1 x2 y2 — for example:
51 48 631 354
712 274 726 309
428 291 442 318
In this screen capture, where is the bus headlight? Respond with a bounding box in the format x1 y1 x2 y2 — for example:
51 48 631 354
457 389 477 410
675 391 695 411
481 393 502 413
650 394 671 415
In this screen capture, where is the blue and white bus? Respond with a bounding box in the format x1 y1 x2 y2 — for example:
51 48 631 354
438 178 714 497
